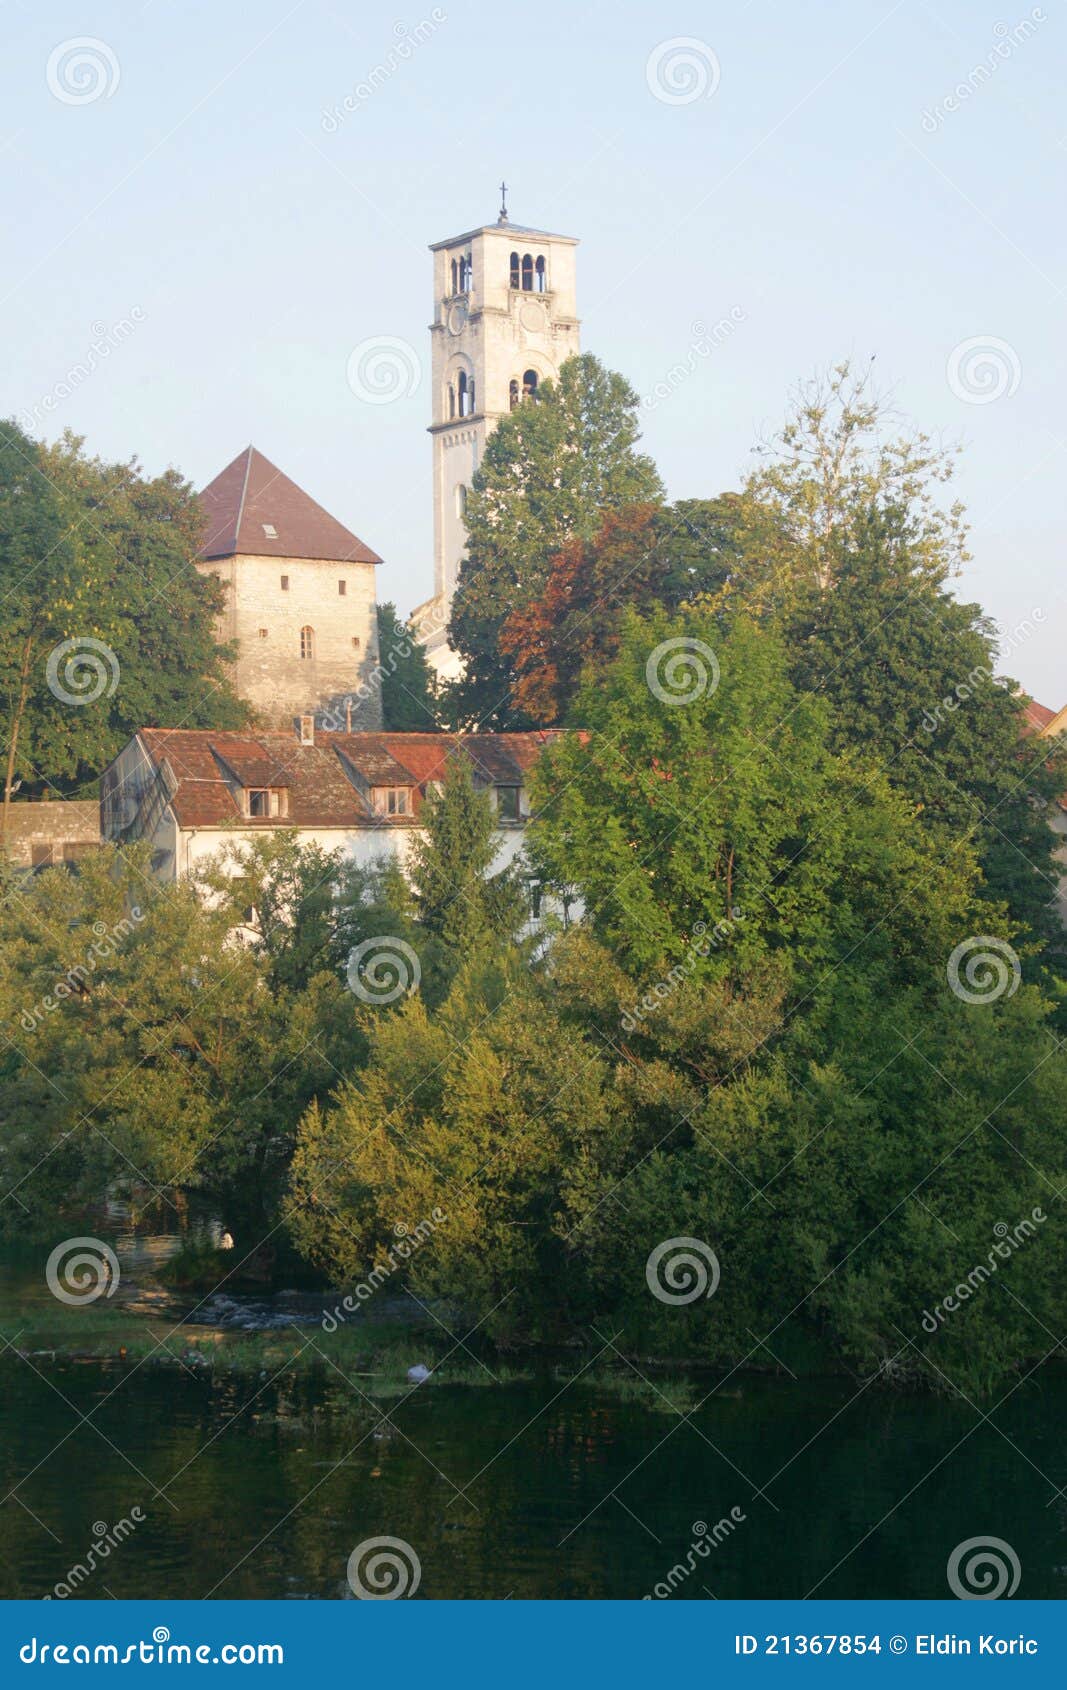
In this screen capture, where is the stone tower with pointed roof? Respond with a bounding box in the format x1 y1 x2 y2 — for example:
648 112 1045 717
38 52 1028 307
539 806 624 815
196 446 383 729
413 200 581 680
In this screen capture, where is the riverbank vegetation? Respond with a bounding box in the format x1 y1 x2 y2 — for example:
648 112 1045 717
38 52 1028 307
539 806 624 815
2 361 1066 1398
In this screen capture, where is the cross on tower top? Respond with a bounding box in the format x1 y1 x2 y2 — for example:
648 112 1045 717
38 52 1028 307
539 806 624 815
497 180 508 224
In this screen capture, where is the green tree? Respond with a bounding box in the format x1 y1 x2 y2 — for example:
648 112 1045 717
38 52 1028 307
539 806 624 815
777 507 1067 967
407 754 527 962
445 354 664 727
0 427 247 836
376 601 439 729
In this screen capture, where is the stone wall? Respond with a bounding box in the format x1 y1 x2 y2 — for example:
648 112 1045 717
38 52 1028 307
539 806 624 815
200 551 382 730
2 800 102 868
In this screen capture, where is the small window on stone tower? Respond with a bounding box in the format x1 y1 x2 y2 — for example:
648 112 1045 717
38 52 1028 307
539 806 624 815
451 257 458 295
455 484 468 518
448 383 456 419
509 379 520 410
521 254 533 291
258 628 268 639
338 580 347 596
535 256 546 293
510 252 520 289
300 626 315 660
458 372 470 417
523 369 539 399
280 575 289 591
459 254 472 292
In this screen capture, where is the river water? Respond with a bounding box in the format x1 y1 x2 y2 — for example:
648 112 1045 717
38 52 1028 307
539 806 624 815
2 1213 1065 1600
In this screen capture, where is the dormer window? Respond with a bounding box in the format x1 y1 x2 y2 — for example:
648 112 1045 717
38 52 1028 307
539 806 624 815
247 788 287 819
496 785 521 823
371 786 411 817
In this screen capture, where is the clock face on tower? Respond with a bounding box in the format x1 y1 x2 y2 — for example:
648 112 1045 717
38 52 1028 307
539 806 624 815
447 300 468 337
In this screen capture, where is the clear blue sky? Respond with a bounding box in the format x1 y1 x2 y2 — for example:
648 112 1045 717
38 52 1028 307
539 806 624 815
3 0 1064 702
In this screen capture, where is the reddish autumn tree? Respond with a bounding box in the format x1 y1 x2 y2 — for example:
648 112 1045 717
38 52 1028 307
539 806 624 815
499 497 745 724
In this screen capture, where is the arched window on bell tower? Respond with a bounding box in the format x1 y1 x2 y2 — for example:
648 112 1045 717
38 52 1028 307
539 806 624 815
459 253 472 292
448 383 456 419
521 254 533 292
523 368 539 399
535 256 546 293
451 257 458 295
509 379 519 410
510 252 520 289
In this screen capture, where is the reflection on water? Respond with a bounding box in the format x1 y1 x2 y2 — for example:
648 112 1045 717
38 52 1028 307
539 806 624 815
1 1359 1067 1600
2 1214 1067 1600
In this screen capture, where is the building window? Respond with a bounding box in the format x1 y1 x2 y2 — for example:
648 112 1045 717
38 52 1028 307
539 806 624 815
459 254 472 292
509 378 520 410
448 383 456 419
496 785 521 822
372 786 410 817
455 484 468 518
458 371 472 417
535 255 546 293
280 575 289 591
451 257 458 295
351 636 361 648
262 522 278 539
521 254 533 291
338 580 347 596
247 788 287 818
258 628 268 639
510 251 520 289
30 843 55 870
300 626 315 660
523 368 539 399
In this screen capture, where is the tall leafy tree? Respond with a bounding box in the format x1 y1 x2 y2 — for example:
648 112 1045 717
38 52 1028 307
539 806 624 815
0 427 247 833
408 753 527 958
499 497 745 723
445 354 664 727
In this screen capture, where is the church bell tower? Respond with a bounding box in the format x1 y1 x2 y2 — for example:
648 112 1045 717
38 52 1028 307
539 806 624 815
414 191 581 680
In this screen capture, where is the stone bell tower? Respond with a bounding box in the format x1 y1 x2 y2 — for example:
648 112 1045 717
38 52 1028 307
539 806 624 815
413 189 581 680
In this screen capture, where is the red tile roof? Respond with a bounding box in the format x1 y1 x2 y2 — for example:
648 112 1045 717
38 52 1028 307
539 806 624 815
198 447 382 565
129 728 561 832
1022 698 1057 733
